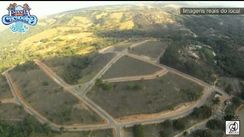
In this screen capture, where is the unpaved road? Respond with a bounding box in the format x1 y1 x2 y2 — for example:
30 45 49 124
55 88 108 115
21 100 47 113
2 39 229 137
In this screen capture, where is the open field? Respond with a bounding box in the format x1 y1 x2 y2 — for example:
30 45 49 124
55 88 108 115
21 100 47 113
9 61 103 125
113 39 143 52
0 76 12 99
102 56 162 79
129 40 167 59
0 103 28 121
30 129 113 137
42 53 115 85
88 72 203 118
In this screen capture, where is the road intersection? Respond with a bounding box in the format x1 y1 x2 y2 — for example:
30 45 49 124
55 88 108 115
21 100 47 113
2 39 230 137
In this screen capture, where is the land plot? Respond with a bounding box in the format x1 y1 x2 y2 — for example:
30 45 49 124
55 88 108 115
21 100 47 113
88 72 203 118
129 40 167 59
42 53 115 85
102 56 161 79
10 61 103 125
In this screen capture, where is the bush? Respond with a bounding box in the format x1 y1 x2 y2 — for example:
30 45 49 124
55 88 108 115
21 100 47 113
126 83 142 90
133 125 144 137
173 118 186 130
190 129 213 137
95 79 113 91
190 106 212 119
181 88 202 101
206 119 225 131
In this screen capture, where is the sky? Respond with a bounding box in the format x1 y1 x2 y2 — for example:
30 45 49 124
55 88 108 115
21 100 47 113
0 1 244 30
0 1 244 18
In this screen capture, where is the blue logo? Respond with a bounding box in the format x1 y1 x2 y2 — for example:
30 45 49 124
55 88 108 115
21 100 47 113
1 3 38 33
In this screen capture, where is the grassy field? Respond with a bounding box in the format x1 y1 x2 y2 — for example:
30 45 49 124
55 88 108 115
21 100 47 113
113 39 143 52
9 61 103 125
0 103 28 121
102 56 161 79
0 76 12 100
88 72 203 118
29 129 113 137
129 40 167 59
43 53 115 85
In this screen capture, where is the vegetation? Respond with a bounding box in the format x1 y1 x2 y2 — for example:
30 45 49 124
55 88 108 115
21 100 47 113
132 125 144 137
126 83 142 90
173 118 187 130
0 116 52 137
10 63 102 125
190 106 212 119
240 82 244 100
181 88 203 101
0 76 12 99
224 96 242 120
95 79 113 91
129 40 167 59
88 72 203 117
43 53 115 85
102 56 161 79
206 118 225 131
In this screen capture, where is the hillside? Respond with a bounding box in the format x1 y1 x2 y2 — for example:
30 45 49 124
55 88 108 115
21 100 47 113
0 3 243 94
0 4 176 73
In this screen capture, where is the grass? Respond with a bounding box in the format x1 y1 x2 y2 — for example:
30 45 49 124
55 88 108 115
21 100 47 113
0 103 28 121
88 72 203 118
113 39 143 52
129 40 168 59
43 53 116 85
9 61 103 125
30 129 113 137
102 56 161 79
0 76 12 100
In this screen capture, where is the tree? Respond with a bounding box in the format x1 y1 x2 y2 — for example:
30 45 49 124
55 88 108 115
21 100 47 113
225 84 233 94
126 83 142 90
190 129 213 137
212 97 220 105
190 106 212 119
206 119 225 131
173 118 186 130
133 125 144 137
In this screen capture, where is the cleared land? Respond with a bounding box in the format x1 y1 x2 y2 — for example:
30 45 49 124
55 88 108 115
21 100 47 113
42 53 115 85
30 129 113 137
113 39 142 52
88 72 203 118
102 56 161 79
0 103 28 121
129 40 167 59
9 61 103 125
0 76 12 99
